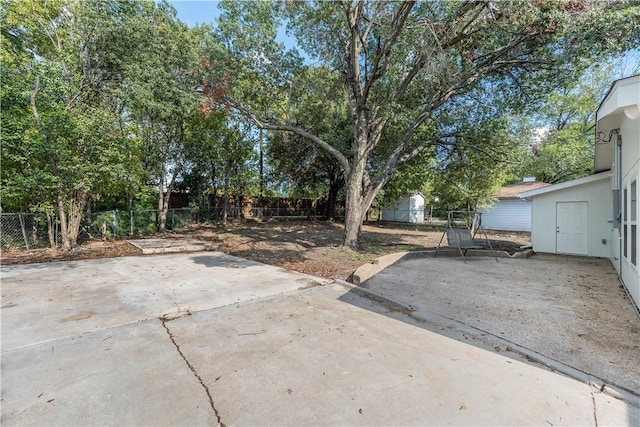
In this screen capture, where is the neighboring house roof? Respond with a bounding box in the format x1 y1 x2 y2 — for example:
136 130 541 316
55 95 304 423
496 181 550 199
518 171 610 199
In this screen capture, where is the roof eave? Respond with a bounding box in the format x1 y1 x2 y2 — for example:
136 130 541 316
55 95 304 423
518 171 611 199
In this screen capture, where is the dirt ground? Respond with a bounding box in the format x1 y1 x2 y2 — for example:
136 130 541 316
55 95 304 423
0 220 530 280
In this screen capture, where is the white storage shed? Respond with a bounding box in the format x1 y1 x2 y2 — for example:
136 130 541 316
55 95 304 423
519 172 612 257
381 192 425 223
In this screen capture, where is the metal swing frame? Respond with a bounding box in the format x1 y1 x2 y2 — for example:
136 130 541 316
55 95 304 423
434 211 498 262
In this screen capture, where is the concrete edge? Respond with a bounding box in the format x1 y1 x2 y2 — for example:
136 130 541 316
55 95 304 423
351 249 534 285
351 251 409 285
334 279 640 407
126 239 218 255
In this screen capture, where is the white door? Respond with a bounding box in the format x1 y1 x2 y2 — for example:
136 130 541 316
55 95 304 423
556 202 588 255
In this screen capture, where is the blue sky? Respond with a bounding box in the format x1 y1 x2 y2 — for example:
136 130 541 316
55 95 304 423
168 1 221 27
168 0 300 53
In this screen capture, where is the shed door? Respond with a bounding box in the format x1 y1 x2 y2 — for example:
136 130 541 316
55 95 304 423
556 202 588 255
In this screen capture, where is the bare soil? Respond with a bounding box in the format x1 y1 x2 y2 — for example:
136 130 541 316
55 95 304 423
0 220 530 280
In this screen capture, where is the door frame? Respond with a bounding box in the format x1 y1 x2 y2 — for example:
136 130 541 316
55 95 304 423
556 201 589 255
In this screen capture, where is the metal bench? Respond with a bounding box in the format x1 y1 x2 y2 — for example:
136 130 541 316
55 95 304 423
434 211 498 261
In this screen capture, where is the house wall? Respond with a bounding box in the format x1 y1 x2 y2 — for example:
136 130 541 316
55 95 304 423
617 116 640 309
530 177 611 257
480 200 532 232
622 116 640 175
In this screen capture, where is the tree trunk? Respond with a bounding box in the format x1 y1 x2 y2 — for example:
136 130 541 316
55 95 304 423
56 188 88 250
162 193 171 230
46 212 55 248
325 180 341 221
57 189 71 251
158 208 167 232
222 163 231 226
159 182 175 232
158 161 167 232
66 189 87 245
342 157 367 248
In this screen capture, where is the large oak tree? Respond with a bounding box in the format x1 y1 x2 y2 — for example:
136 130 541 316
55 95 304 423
211 0 639 247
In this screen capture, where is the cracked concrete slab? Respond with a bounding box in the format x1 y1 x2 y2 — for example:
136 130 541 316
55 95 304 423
1 319 217 426
593 391 640 426
1 252 637 426
160 319 224 425
1 252 328 351
166 282 628 426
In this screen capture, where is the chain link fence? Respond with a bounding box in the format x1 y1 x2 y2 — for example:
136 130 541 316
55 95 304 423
1 212 56 251
377 208 448 224
1 205 443 251
2 205 319 251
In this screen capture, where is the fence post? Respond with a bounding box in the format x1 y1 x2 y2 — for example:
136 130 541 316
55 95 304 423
18 213 30 251
130 211 134 235
112 210 118 237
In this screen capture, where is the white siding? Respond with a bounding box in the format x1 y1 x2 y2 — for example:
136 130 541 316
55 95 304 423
597 76 640 311
529 177 611 258
480 200 532 231
618 116 640 310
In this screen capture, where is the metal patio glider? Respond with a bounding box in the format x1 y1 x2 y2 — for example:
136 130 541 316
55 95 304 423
434 211 498 261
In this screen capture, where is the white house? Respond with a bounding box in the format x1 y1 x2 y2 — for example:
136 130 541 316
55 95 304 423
480 177 549 232
381 192 425 223
520 75 640 312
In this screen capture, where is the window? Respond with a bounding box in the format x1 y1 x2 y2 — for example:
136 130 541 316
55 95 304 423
632 181 637 266
623 181 638 267
624 188 628 258
614 135 623 230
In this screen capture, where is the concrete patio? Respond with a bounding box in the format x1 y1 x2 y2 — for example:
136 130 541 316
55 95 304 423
1 252 638 425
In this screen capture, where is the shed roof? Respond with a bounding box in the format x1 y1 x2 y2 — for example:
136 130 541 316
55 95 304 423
518 171 610 199
496 181 550 199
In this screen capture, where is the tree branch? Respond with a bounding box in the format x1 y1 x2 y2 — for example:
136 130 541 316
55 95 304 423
394 1 486 102
227 99 351 176
361 1 415 101
30 77 41 125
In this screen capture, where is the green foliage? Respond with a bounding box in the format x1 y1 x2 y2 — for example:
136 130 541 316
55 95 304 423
1 0 141 248
266 66 349 212
430 116 516 211
509 58 640 184
381 150 436 205
183 110 259 199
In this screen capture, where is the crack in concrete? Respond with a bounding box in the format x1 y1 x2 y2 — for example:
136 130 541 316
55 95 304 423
590 391 599 427
160 319 225 427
